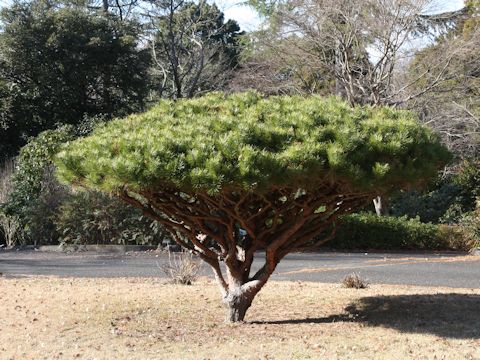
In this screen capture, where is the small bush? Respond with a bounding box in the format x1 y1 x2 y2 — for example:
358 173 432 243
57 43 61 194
0 213 21 247
161 252 201 285
342 273 368 289
437 224 478 251
457 210 480 249
25 166 69 245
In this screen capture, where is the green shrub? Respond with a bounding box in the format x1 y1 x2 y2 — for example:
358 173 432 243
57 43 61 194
23 166 69 245
391 161 480 225
455 160 480 199
391 182 465 223
333 212 445 250
55 190 168 245
0 158 17 244
440 202 469 224
438 161 480 224
457 209 480 249
2 123 168 246
333 212 478 251
1 126 75 241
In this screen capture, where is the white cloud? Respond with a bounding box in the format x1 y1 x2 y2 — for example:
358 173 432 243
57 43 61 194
213 0 262 31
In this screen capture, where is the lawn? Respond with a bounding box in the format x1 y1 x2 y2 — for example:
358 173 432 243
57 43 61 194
1 277 479 359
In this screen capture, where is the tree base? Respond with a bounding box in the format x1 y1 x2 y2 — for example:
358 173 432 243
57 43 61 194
225 292 253 323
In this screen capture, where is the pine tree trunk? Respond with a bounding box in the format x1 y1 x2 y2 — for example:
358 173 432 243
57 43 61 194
224 290 253 323
215 258 275 323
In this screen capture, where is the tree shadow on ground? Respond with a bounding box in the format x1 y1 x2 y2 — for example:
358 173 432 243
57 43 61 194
252 293 480 339
251 315 352 325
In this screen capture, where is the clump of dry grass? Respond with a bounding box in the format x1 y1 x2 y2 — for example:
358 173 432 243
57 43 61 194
161 251 201 285
342 272 368 289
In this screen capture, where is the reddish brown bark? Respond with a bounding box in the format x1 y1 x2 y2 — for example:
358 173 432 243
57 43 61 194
118 183 375 322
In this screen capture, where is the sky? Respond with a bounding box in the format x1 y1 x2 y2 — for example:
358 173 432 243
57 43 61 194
0 0 466 31
213 0 262 31
216 0 466 32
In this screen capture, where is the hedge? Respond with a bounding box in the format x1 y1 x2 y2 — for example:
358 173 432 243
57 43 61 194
332 212 473 251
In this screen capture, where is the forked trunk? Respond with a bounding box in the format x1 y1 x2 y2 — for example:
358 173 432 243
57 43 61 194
225 291 253 322
209 253 277 323
221 270 264 323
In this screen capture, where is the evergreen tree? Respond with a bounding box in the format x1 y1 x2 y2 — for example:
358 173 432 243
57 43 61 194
0 0 150 158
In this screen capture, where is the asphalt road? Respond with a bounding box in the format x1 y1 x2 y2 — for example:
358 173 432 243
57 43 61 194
1 250 479 288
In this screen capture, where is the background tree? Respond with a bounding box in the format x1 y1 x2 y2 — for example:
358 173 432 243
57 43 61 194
56 92 450 322
462 0 480 35
406 0 480 158
0 0 150 158
83 0 141 19
146 0 244 99
238 0 467 215
227 35 327 96
0 78 16 160
242 0 464 105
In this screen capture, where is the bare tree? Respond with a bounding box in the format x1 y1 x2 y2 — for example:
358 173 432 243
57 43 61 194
249 0 464 106
145 0 243 99
414 92 480 159
408 26 480 158
244 0 471 214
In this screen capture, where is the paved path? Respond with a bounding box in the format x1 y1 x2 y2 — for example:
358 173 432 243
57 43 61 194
1 250 479 288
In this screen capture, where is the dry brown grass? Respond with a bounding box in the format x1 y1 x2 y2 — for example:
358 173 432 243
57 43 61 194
161 251 201 285
1 277 479 360
342 272 368 289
